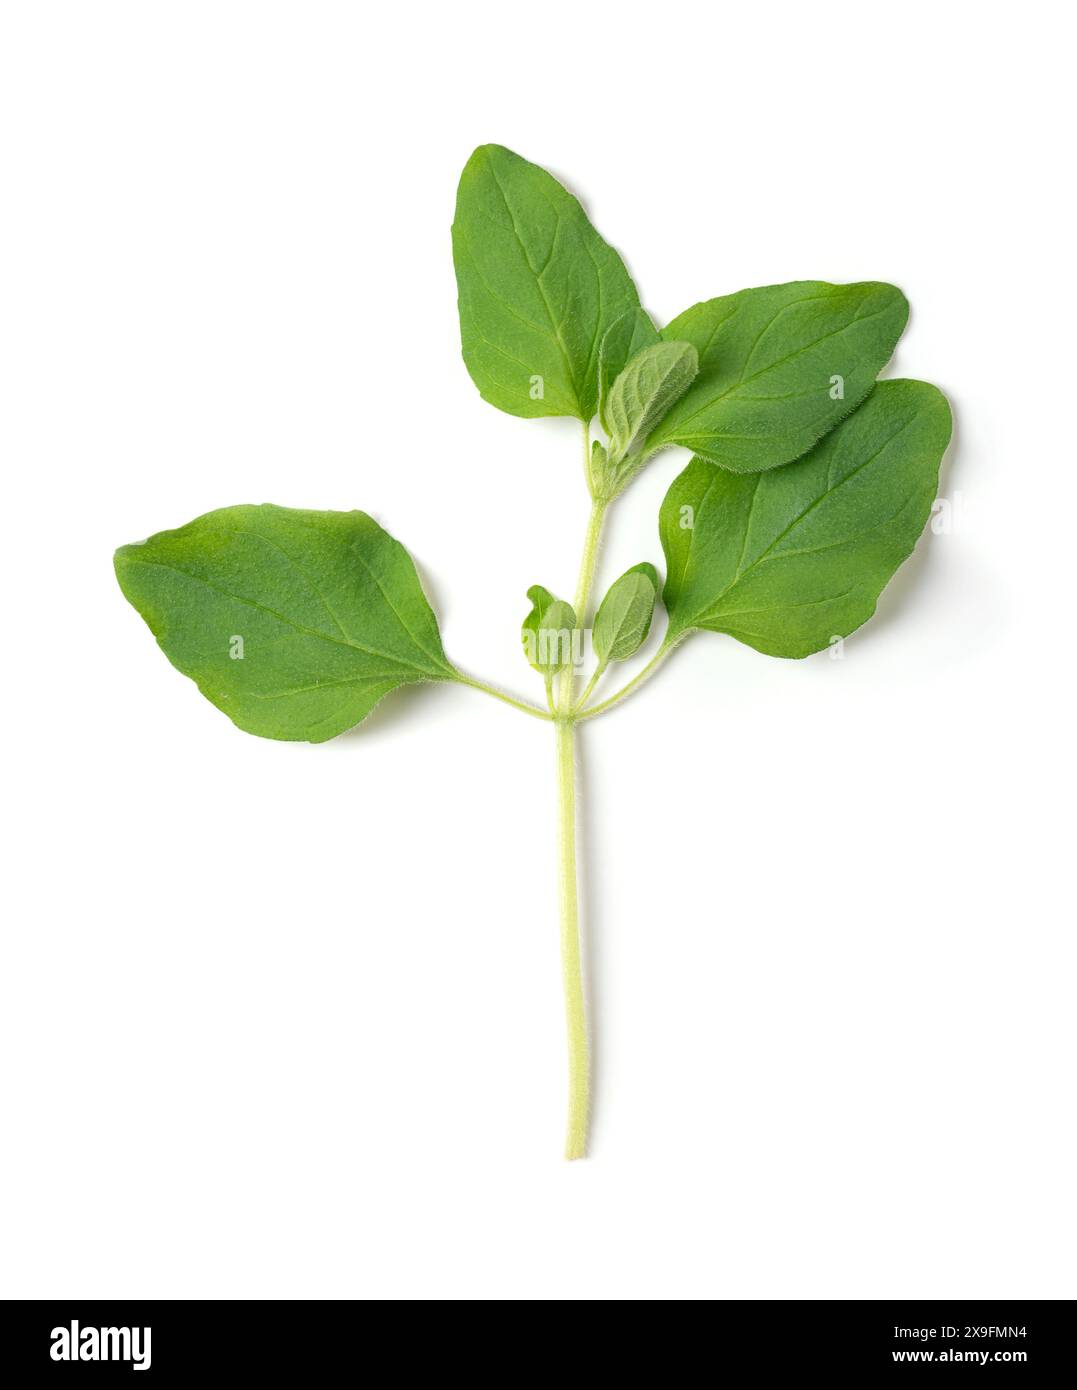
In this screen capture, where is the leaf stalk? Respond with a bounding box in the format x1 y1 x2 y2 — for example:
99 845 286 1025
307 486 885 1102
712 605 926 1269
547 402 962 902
576 636 681 721
455 674 552 721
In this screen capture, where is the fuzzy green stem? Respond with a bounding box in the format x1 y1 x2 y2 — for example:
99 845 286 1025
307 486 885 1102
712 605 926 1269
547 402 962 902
556 715 587 1159
581 419 592 491
572 496 607 622
576 637 681 721
455 674 553 721
549 481 610 1160
574 661 607 713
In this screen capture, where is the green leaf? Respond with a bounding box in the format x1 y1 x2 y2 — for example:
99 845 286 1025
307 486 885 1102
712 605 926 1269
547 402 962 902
605 340 698 466
598 307 661 434
628 561 660 587
114 505 456 743
647 281 909 472
452 144 641 421
588 440 610 496
522 587 578 677
659 380 951 657
521 584 556 672
592 564 659 664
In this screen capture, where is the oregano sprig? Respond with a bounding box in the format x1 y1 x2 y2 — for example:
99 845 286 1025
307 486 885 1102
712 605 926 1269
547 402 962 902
116 144 951 1159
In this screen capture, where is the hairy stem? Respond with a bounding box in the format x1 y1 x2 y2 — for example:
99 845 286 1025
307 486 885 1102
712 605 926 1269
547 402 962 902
455 673 552 721
574 662 606 713
581 418 594 494
556 715 587 1159
549 478 610 1159
573 496 607 623
576 636 682 721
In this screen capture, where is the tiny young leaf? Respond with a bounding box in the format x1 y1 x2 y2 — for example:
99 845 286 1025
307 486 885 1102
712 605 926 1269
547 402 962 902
605 340 699 467
522 586 578 678
521 584 556 672
598 307 662 434
115 505 456 742
647 281 909 472
592 563 660 664
452 144 640 421
659 379 952 656
588 440 610 496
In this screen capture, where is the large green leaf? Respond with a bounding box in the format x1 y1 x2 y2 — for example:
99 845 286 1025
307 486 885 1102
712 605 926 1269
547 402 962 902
115 505 456 742
647 281 909 472
659 380 951 656
452 144 641 421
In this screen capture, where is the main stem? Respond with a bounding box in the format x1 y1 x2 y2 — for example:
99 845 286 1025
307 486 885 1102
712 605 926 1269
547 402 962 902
572 494 606 619
556 716 587 1159
555 444 607 1159
458 426 678 1158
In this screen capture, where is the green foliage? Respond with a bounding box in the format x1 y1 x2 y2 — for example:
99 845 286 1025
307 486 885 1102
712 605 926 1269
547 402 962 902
522 585 578 680
117 148 949 735
598 308 661 434
659 381 952 656
114 505 454 742
116 146 952 1160
452 144 640 421
604 341 698 477
593 564 659 665
588 440 610 495
647 281 909 472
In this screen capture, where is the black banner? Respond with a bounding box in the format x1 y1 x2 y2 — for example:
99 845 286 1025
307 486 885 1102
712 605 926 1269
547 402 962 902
1 1300 1072 1380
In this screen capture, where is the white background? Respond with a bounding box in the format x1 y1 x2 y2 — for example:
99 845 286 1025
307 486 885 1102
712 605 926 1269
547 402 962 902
2 1 1073 1300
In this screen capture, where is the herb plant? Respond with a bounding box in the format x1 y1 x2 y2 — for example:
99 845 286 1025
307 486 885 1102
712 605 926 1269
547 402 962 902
115 145 951 1159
